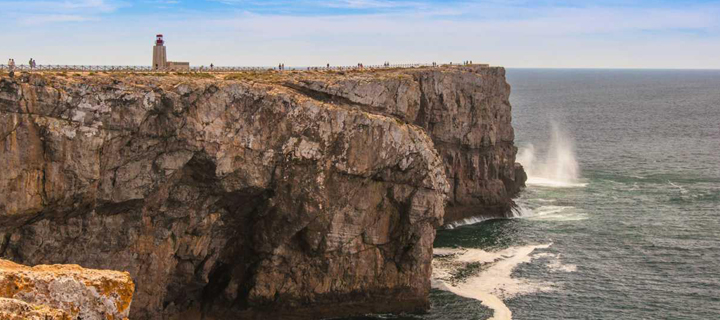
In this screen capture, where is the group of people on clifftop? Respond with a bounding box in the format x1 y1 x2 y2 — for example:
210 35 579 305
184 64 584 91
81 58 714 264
6 58 39 78
6 58 15 77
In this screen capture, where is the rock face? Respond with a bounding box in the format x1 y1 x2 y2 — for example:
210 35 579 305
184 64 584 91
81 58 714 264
0 298 71 320
285 66 525 223
0 66 524 319
0 259 134 319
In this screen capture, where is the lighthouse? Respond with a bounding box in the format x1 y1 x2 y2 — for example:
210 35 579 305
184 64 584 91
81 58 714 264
151 34 190 71
152 34 167 70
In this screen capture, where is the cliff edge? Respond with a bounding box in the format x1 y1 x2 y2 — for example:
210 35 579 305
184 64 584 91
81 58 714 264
0 65 524 319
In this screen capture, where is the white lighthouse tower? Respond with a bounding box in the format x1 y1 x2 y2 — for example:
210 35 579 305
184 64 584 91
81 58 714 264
152 34 167 70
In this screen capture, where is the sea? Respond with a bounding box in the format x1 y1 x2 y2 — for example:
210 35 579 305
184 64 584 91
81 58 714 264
353 69 720 320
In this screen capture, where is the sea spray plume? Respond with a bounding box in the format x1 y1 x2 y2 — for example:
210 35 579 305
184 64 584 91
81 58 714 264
517 122 585 187
546 122 580 182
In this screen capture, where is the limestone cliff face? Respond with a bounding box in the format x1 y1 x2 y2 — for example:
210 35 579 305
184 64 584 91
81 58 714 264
0 66 523 319
286 66 525 223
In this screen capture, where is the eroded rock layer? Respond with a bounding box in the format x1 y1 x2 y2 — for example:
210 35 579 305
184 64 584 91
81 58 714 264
0 66 524 319
0 298 71 320
0 259 134 320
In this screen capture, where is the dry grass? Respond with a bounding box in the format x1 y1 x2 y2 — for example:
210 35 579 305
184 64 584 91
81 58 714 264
127 72 167 77
174 72 215 79
224 71 285 83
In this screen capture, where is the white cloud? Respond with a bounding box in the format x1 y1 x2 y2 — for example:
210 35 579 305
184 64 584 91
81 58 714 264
207 0 427 10
322 0 422 9
148 0 179 4
1 0 719 68
20 14 99 24
6 0 125 12
0 0 126 25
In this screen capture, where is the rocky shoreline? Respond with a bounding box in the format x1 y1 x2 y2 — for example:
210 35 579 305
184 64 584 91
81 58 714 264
0 65 524 319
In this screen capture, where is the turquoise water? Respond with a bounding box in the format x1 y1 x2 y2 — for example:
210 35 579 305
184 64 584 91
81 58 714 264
431 69 720 319
352 69 720 320
509 69 720 319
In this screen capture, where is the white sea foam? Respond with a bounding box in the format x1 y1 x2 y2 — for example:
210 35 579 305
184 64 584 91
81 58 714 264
534 205 573 216
527 205 588 221
511 204 533 217
532 253 578 272
444 203 534 229
668 181 689 194
432 244 562 320
525 177 588 188
444 216 497 229
517 122 586 188
512 203 588 222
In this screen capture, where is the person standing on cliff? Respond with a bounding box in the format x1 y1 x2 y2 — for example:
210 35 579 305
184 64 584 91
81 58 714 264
8 59 15 78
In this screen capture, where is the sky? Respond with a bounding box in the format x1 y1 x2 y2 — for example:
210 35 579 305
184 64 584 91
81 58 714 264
1 0 719 68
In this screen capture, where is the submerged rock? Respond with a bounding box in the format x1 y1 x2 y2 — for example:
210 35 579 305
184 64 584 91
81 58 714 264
0 66 524 319
0 259 134 320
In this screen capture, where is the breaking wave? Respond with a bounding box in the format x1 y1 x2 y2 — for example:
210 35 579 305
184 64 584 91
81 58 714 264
517 122 586 188
432 244 575 320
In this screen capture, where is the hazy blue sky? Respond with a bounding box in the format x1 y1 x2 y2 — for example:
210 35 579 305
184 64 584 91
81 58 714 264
1 0 719 68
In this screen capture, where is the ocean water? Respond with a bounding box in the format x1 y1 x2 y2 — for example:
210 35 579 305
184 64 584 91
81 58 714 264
352 69 720 320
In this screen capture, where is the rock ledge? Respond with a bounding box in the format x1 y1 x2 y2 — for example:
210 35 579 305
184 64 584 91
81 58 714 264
0 259 134 320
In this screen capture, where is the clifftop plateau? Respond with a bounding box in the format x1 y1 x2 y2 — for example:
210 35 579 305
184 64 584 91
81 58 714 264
0 65 524 319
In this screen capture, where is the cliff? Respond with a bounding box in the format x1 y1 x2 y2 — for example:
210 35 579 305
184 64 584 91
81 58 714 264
0 66 524 319
284 66 525 223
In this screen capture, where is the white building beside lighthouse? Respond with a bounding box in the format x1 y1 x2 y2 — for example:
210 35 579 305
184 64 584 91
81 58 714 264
152 34 190 71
